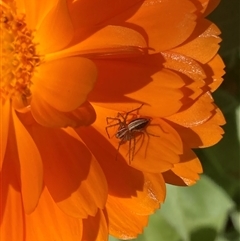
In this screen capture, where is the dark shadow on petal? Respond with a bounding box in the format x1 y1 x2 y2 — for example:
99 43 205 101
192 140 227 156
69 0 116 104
82 209 108 241
163 119 203 147
0 113 28 239
69 0 145 44
177 18 217 47
77 125 145 198
89 54 165 103
26 124 91 203
162 170 187 186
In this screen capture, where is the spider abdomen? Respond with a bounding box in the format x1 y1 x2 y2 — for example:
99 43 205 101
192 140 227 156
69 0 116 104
115 118 150 140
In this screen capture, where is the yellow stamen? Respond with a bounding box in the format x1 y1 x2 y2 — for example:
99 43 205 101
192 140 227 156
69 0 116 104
0 1 41 110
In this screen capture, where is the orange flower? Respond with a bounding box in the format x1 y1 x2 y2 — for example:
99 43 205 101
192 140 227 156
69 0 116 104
1 0 105 240
0 0 225 240
70 0 225 238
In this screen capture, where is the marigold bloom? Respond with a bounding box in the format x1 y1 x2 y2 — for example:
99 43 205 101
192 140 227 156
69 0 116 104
0 0 225 240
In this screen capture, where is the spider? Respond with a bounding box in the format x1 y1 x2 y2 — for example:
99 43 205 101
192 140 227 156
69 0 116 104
105 104 157 163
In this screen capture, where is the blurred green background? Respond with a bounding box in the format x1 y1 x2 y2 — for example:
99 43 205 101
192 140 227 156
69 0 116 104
110 0 240 240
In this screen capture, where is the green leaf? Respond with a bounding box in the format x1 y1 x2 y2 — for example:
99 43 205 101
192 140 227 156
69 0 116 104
215 236 231 241
208 0 240 55
109 236 121 241
231 210 240 233
199 91 240 200
135 210 181 241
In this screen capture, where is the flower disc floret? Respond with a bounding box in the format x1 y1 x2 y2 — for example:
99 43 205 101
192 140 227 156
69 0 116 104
1 2 41 109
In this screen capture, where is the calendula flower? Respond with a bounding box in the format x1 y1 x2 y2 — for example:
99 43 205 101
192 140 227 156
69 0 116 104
70 0 225 238
1 0 106 240
0 0 225 240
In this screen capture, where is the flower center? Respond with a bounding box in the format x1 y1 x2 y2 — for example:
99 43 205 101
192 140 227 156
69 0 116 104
0 1 41 109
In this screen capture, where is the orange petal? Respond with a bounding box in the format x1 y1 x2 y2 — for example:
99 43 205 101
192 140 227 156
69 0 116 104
88 55 160 102
161 51 209 101
23 0 58 30
48 25 147 60
31 95 80 127
77 123 147 194
204 54 225 92
0 146 24 240
25 187 83 241
166 92 215 127
78 124 166 212
161 51 206 92
124 70 184 117
0 100 10 170
82 209 108 241
162 51 206 81
166 107 225 148
68 0 142 28
35 0 74 54
26 125 108 218
162 170 187 186
108 173 165 216
204 0 220 16
77 124 165 207
89 55 185 117
162 147 203 186
121 0 197 52
79 105 182 173
163 149 203 186
187 108 225 147
31 57 97 112
118 118 183 172
107 195 149 239
194 0 221 16
12 109 43 214
188 0 208 16
172 19 221 64
166 148 203 185
32 97 96 128
15 0 25 15
76 25 147 52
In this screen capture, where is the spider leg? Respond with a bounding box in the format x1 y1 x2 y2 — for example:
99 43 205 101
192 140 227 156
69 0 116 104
117 112 126 121
128 137 132 164
106 125 121 139
115 137 126 160
126 132 138 163
105 117 124 139
143 130 160 158
132 135 137 163
119 104 144 123
143 131 150 159
106 104 148 162
126 104 144 115
146 132 160 137
129 130 153 160
106 116 122 124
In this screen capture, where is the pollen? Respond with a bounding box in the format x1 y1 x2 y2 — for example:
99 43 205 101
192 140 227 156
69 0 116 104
0 1 41 109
